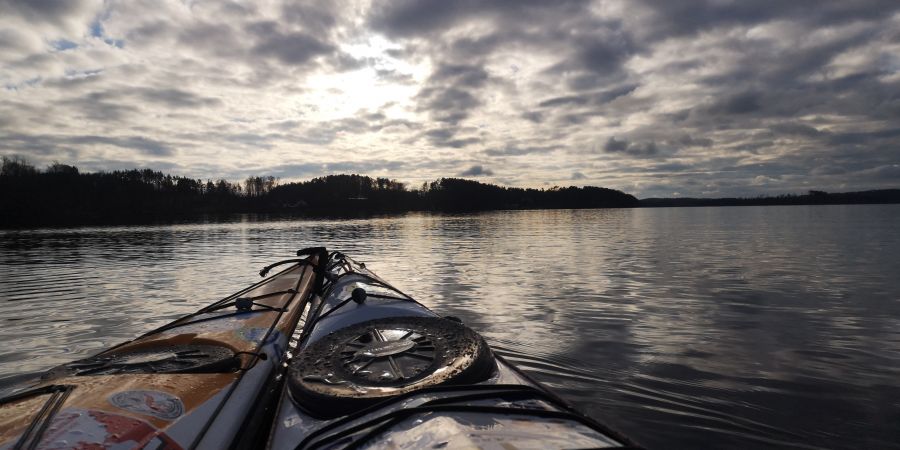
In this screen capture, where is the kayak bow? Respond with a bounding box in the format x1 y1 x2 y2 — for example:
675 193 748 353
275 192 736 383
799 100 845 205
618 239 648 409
267 250 639 450
0 248 325 450
0 248 639 449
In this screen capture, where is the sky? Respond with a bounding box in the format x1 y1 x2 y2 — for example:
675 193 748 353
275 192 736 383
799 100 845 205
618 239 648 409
1 0 899 198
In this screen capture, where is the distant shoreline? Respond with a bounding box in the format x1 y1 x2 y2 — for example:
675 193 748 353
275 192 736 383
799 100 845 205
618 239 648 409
2 191 897 230
639 189 900 208
1 158 898 228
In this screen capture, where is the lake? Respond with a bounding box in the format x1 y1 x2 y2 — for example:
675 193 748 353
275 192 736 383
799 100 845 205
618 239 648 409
1 205 899 448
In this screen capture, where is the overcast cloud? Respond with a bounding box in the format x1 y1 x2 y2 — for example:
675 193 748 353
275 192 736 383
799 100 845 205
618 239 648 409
1 0 898 197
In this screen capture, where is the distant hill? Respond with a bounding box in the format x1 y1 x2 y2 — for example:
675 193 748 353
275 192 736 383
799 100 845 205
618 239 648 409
0 157 637 227
421 178 639 211
640 189 900 207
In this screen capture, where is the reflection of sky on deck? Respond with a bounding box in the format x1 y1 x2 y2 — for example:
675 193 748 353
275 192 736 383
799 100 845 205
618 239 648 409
2 205 900 447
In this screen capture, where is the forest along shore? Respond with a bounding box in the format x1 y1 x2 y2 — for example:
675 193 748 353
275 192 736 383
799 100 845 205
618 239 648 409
1 157 898 228
0 157 636 227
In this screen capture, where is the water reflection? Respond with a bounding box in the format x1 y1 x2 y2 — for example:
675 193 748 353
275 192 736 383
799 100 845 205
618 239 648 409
1 205 899 448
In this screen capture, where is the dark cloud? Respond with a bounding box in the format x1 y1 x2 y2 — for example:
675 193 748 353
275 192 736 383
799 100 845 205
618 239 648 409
381 119 422 132
574 36 635 76
634 0 900 41
253 30 334 66
57 92 141 122
459 164 494 177
375 68 415 84
369 0 594 47
443 138 481 148
0 0 96 28
539 24 638 91
649 162 693 172
127 20 171 44
603 137 661 158
0 133 174 157
174 22 245 59
54 87 219 125
416 63 490 125
331 53 376 72
673 134 714 148
520 111 544 123
270 120 302 131
604 137 628 153
429 63 489 88
413 63 493 147
294 128 337 146
828 128 900 146
423 128 481 148
134 88 222 109
538 95 589 108
770 123 822 137
74 136 173 156
484 145 555 157
281 2 338 36
628 142 659 157
863 164 900 181
370 0 564 37
368 0 465 37
41 70 105 90
713 91 762 115
571 171 586 180
217 132 276 149
416 87 480 124
538 84 638 109
0 28 33 55
425 128 455 142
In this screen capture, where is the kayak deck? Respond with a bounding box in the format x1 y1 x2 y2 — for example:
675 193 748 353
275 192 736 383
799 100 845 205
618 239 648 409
266 251 637 449
0 253 320 450
0 249 638 449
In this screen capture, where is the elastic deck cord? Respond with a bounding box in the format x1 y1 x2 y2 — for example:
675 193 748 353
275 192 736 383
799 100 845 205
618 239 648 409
187 261 312 450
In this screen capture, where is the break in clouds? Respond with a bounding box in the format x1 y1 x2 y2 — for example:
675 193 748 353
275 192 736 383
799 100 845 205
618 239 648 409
1 0 899 197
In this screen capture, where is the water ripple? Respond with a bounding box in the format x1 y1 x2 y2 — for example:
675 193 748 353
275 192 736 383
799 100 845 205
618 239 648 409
1 205 899 448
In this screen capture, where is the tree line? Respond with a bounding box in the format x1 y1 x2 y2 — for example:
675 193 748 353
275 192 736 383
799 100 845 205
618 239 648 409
6 157 893 228
639 189 900 207
0 157 639 227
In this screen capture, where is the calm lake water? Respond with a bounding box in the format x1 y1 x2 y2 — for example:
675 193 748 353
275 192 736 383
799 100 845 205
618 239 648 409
2 205 899 448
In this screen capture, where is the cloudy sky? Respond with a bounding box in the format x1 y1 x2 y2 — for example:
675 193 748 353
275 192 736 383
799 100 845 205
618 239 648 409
1 0 899 197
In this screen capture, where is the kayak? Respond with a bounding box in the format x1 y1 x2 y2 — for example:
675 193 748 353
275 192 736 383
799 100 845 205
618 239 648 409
266 250 639 449
0 248 326 450
0 248 639 449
